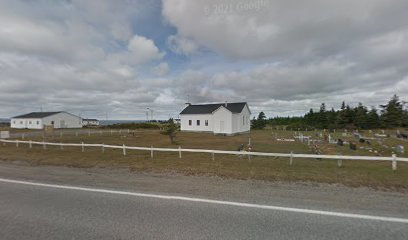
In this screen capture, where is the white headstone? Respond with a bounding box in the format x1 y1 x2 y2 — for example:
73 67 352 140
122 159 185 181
0 131 10 139
396 145 405 154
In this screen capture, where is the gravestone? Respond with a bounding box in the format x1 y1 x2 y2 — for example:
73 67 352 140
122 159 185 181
396 145 405 154
0 131 10 139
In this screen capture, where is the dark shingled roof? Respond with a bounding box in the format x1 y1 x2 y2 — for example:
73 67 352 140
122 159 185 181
83 119 99 121
12 112 62 119
180 102 247 115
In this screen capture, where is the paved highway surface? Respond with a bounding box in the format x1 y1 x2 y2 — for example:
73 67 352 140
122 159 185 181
0 162 407 239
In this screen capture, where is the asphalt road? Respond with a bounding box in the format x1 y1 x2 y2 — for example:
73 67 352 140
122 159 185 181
0 162 407 240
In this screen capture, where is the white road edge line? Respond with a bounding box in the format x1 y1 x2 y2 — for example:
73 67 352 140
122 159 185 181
0 177 407 224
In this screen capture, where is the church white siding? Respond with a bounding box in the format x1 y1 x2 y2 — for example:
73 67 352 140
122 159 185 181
180 102 251 135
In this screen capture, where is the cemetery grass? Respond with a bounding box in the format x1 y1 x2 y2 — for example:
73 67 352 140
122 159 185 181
0 129 407 190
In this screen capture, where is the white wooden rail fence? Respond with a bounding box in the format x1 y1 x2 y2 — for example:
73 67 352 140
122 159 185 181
1 139 407 171
10 129 134 139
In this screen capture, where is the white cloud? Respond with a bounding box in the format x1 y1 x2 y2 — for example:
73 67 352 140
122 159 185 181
1 0 408 119
167 35 199 55
152 62 170 77
162 0 408 60
167 60 407 116
128 35 165 65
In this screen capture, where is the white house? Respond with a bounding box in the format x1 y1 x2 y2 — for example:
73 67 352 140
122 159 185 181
82 118 100 127
11 112 83 129
180 102 251 135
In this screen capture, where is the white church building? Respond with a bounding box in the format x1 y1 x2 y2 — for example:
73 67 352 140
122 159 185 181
180 102 251 135
11 112 83 129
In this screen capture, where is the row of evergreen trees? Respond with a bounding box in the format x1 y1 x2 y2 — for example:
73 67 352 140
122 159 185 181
253 95 408 130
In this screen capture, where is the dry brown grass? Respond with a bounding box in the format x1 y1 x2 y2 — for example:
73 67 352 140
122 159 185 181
1 129 407 190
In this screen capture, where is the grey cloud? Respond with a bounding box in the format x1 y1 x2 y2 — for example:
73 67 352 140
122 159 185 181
163 0 408 60
161 0 408 117
1 0 408 119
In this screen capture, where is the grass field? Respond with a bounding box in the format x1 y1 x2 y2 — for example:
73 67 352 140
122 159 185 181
1 128 407 190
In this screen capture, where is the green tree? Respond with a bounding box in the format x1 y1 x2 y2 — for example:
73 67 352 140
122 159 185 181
380 95 404 128
344 105 355 128
366 108 380 129
266 95 407 130
327 108 338 129
304 109 315 126
354 103 368 129
336 102 348 128
160 120 179 144
251 112 267 129
258 112 266 120
318 103 328 129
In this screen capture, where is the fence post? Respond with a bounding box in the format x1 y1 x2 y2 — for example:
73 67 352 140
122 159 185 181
43 141 46 150
81 142 84 152
178 146 182 158
150 146 154 159
102 143 105 153
127 129 130 134
22 134 25 140
392 154 397 171
29 140 32 149
289 151 294 166
123 144 126 156
110 130 113 135
337 159 342 167
212 152 215 161
60 132 63 138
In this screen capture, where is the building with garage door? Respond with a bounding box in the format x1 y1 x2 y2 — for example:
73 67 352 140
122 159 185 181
180 102 251 135
10 112 82 129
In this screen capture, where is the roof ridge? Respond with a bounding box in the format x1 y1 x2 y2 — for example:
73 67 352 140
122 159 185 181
180 102 247 115
12 111 63 119
188 102 246 106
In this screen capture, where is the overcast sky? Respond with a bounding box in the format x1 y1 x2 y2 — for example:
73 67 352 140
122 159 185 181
1 0 407 120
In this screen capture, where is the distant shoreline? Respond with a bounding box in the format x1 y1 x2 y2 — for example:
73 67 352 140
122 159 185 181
99 120 147 126
99 120 169 126
0 119 166 125
0 119 10 124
